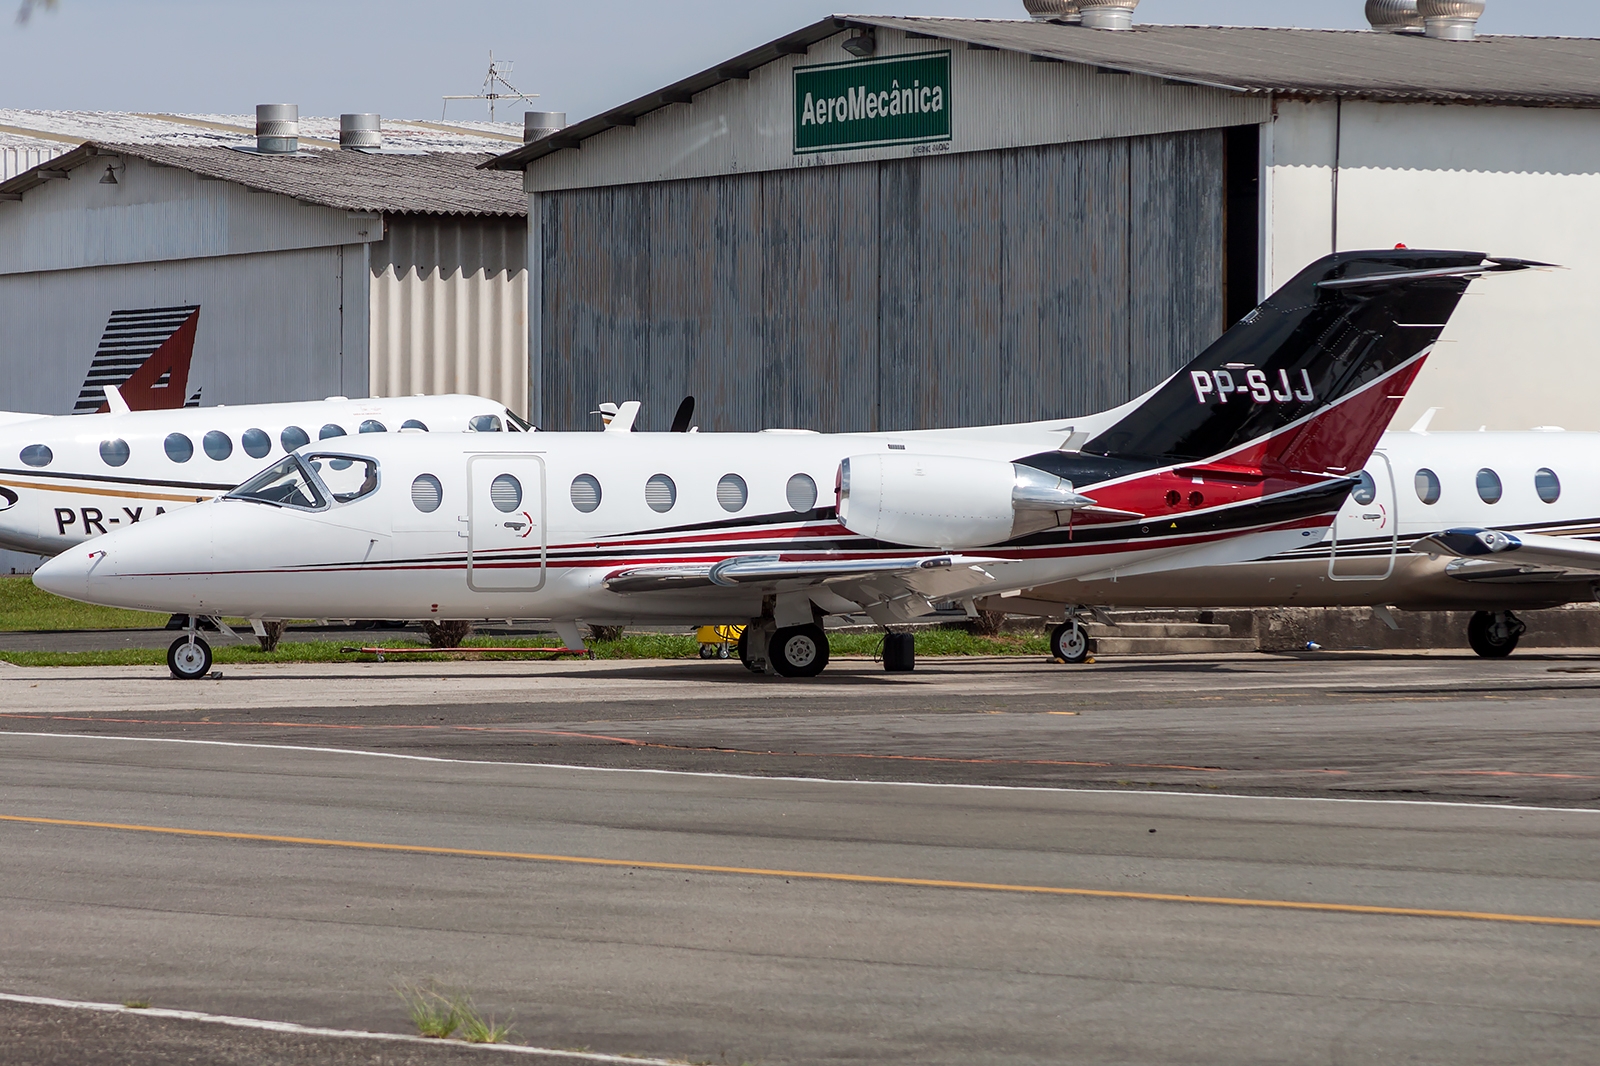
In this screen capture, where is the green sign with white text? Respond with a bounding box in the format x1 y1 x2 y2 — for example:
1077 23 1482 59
793 51 952 154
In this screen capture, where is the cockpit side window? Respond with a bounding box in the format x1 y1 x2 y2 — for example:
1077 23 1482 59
227 456 326 510
306 453 379 503
470 414 503 433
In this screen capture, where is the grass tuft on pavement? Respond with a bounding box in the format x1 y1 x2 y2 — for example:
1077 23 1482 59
398 984 465 1040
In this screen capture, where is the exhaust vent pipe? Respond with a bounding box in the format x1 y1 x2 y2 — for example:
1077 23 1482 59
523 111 567 143
255 103 299 154
1078 0 1138 30
1366 0 1424 33
1418 0 1485 41
339 113 381 150
1023 0 1080 22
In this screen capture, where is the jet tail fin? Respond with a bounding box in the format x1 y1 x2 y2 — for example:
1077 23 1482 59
1082 251 1535 475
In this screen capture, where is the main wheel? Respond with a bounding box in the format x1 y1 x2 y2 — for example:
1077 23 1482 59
1467 611 1522 658
882 632 916 673
770 624 829 678
167 636 213 680
1050 622 1091 664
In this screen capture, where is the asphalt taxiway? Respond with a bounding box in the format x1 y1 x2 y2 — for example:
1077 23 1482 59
0 653 1597 1064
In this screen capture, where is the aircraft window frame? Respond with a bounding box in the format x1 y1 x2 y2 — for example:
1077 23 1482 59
470 414 504 433
359 420 387 434
1476 468 1503 505
490 473 522 513
717 473 748 513
226 455 327 511
319 423 347 441
304 452 381 504
411 473 443 513
400 419 429 432
645 473 676 513
164 433 194 464
1351 470 1376 506
242 428 272 459
786 472 818 513
505 409 534 432
20 443 53 468
570 473 602 513
1415 468 1441 506
1535 468 1561 504
281 426 310 452
203 430 233 461
99 439 130 468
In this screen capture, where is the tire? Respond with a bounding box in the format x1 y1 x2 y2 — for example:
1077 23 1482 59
167 636 214 680
771 624 829 678
883 632 915 673
1467 611 1522 659
698 644 717 659
1050 622 1091 664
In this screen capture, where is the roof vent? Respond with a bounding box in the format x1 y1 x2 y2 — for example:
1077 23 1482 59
1418 0 1485 40
1078 0 1138 31
1366 0 1424 32
255 103 299 154
1023 0 1081 22
339 113 381 150
523 111 567 143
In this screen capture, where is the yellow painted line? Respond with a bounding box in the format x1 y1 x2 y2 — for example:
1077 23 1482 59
0 477 209 503
4 813 1596 930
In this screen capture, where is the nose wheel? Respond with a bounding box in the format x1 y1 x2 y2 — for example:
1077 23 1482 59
167 635 214 679
1467 611 1524 659
1050 620 1092 664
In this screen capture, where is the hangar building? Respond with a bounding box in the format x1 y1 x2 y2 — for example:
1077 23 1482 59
0 114 531 417
492 4 1600 435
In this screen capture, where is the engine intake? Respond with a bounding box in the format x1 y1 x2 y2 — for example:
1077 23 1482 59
837 453 1094 549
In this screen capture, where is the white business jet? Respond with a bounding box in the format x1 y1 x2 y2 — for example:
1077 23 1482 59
36 250 1537 678
0 391 532 559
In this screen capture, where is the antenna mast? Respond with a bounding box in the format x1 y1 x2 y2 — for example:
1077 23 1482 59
441 51 540 121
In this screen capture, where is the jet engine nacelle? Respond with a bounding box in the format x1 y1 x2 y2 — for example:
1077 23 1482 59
837 453 1096 549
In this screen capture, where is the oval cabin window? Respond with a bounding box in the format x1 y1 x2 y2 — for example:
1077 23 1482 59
281 426 310 452
1476 468 1503 505
570 474 602 513
319 424 346 440
401 419 428 432
99 439 130 467
717 473 748 512
786 473 818 513
164 433 194 463
203 430 232 461
20 444 53 468
1351 471 1376 506
242 428 271 459
1415 468 1441 506
1535 468 1561 504
411 474 443 513
490 474 522 513
359 420 386 434
645 474 676 513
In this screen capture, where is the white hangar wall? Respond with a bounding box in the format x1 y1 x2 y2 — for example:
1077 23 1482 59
1265 99 1600 432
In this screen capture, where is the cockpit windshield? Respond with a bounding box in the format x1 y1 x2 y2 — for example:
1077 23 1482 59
305 453 379 503
227 456 325 510
505 409 534 432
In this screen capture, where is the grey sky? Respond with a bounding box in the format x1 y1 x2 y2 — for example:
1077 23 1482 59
3 1 1597 124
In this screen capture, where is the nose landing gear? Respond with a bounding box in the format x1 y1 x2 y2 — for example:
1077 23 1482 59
1467 610 1524 659
167 616 214 679
1050 611 1094 664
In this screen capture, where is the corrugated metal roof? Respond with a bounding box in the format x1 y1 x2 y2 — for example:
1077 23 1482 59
487 17 1600 170
0 109 521 154
0 142 526 217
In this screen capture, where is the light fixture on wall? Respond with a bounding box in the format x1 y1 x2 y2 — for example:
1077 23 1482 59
98 162 124 185
842 28 876 57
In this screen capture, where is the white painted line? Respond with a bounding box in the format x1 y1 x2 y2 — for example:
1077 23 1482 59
0 991 684 1063
2 729 1595 815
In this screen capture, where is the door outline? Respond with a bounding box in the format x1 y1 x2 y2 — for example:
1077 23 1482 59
467 453 546 593
1328 449 1398 582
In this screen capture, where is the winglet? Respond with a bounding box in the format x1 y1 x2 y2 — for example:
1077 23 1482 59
1408 407 1440 435
102 384 131 415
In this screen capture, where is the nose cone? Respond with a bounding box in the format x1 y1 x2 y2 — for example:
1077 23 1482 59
33 547 96 602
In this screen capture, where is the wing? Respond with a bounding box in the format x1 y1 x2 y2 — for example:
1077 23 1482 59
1411 528 1600 584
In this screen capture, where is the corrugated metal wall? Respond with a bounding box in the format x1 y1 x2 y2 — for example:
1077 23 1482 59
369 217 529 416
539 129 1224 432
1 146 70 183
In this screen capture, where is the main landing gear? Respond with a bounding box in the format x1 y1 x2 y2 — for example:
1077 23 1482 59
167 615 213 679
737 623 830 677
1467 610 1524 659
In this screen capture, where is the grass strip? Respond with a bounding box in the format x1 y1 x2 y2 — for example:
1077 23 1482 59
0 576 169 632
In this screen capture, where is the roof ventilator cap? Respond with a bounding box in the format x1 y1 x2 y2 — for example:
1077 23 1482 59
1418 0 1485 40
255 103 299 154
1077 0 1138 30
1365 0 1424 33
523 111 567 143
339 113 381 150
1023 0 1081 23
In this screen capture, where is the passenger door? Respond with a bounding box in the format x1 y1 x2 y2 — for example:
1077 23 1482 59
466 454 546 592
1328 450 1398 581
